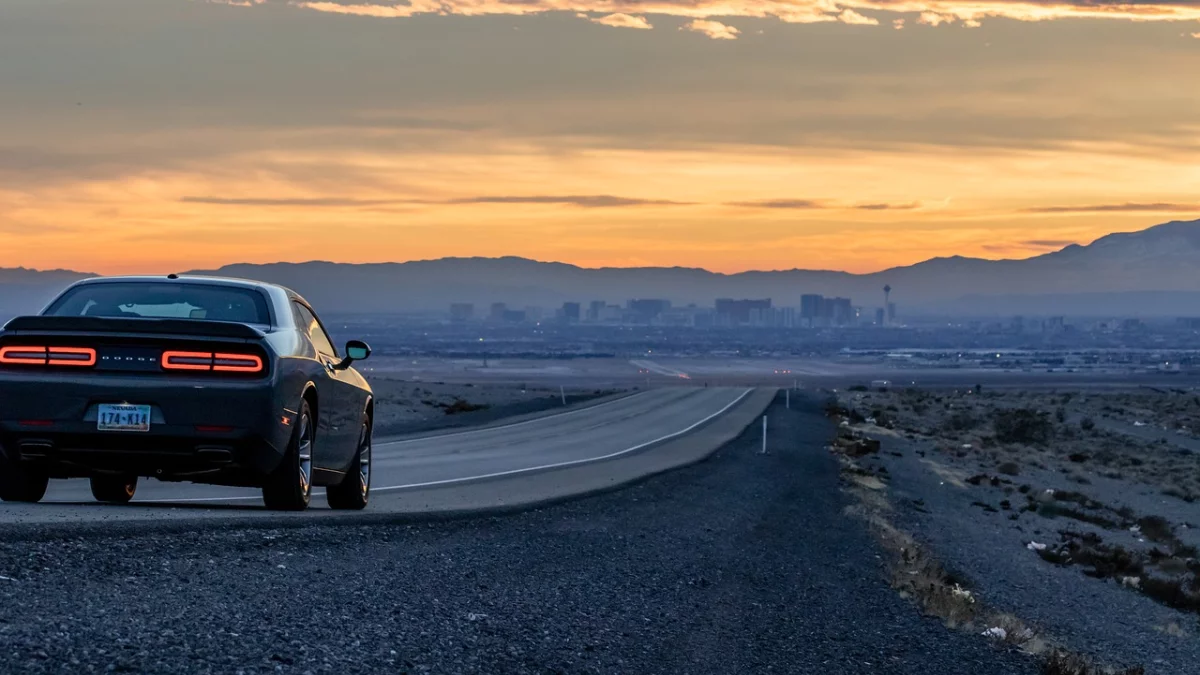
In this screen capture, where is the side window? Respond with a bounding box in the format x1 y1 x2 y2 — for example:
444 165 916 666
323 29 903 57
293 302 338 358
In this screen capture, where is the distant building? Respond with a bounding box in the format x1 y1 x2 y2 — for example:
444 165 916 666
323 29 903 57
828 297 853 325
449 303 474 322
586 300 606 322
489 302 507 321
799 294 853 327
874 308 886 326
627 298 671 322
887 302 897 324
800 294 823 323
562 302 581 322
597 304 624 323
501 309 526 323
749 306 796 328
716 298 771 325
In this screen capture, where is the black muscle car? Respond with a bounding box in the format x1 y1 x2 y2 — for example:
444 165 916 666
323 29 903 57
0 275 374 511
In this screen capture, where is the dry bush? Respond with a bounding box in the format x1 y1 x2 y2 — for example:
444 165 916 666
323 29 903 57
1042 650 1144 675
994 408 1055 444
997 461 1022 476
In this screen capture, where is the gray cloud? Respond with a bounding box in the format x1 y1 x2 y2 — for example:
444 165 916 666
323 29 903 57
181 196 408 206
1021 239 1076 247
1023 203 1200 214
443 195 694 207
854 202 921 210
727 199 826 209
727 199 921 210
182 194 692 208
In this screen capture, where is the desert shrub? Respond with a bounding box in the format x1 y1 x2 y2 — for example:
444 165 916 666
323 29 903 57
848 384 868 392
993 408 1054 444
1056 407 1067 423
1137 516 1173 543
943 410 979 433
442 399 489 415
1042 650 1144 675
1080 417 1096 431
997 461 1021 476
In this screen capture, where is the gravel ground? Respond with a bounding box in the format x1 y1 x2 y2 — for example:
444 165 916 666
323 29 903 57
0 397 1036 674
840 424 1200 674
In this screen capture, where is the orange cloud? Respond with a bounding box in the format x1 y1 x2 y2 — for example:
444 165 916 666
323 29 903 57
681 18 741 39
581 12 654 28
838 9 879 25
280 0 1200 28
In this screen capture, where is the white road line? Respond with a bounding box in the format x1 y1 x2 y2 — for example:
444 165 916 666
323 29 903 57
374 389 652 447
145 388 752 504
370 387 751 493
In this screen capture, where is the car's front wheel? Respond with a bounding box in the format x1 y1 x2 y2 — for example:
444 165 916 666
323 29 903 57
327 415 371 511
0 453 49 503
262 402 314 511
90 474 137 504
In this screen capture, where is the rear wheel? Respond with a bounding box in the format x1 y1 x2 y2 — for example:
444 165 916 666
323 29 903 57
90 474 137 504
0 454 49 503
262 402 314 511
327 416 371 511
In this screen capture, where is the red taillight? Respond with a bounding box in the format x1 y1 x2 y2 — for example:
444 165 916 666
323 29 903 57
0 346 46 365
48 347 96 367
213 353 263 372
163 351 263 374
162 351 215 371
0 346 95 367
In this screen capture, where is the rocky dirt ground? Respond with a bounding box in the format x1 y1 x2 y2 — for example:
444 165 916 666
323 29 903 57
369 378 621 436
828 385 1200 675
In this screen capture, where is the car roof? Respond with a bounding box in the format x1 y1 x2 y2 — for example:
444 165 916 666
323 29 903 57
69 274 300 298
55 275 314 328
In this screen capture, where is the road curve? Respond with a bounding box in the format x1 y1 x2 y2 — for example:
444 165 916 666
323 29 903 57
2 386 769 527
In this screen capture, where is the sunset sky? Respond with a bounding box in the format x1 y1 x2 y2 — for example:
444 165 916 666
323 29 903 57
2 0 1199 275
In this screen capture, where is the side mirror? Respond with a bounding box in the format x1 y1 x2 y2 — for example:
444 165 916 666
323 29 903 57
335 340 371 370
345 340 371 362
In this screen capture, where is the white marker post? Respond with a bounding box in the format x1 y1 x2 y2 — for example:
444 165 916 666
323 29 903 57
760 414 768 454
560 385 567 406
786 389 790 409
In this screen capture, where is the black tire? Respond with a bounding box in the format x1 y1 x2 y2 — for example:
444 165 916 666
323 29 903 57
327 415 371 511
262 401 314 511
0 453 49 503
90 474 137 504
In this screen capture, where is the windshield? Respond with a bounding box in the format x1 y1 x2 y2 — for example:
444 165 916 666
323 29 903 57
44 282 271 325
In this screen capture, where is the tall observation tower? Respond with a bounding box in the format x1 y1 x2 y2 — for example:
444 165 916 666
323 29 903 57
883 285 891 325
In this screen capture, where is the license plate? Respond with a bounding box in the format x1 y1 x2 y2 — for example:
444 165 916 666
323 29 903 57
97 404 151 432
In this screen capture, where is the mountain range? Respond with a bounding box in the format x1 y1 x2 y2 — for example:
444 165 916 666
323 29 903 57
3 219 1200 318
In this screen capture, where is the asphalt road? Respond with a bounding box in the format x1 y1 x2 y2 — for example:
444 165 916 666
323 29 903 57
2 387 763 526
0 395 1038 674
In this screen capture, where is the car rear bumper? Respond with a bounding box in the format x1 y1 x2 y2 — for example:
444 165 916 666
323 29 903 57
0 372 298 482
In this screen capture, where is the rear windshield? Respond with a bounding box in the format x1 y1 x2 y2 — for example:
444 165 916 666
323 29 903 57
44 282 272 325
